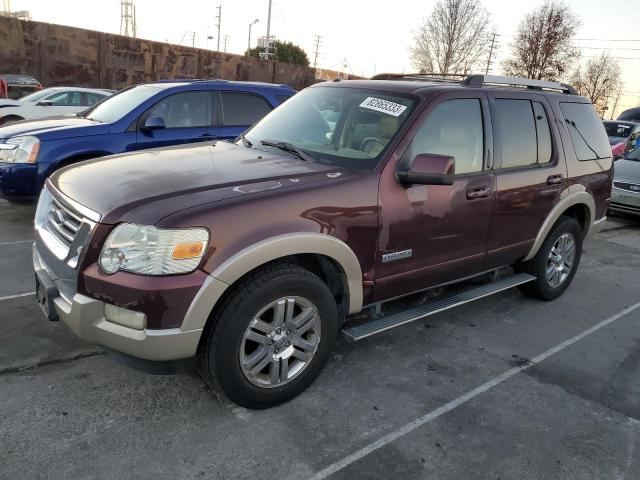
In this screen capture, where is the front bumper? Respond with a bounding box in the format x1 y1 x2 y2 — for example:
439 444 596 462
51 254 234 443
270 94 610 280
0 161 40 200
610 187 640 216
33 246 203 361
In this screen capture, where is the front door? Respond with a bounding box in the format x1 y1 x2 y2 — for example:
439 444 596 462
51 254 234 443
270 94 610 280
135 90 218 149
373 93 495 301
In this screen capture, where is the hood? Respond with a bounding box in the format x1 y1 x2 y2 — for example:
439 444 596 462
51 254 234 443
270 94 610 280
613 159 640 184
0 116 109 140
51 141 351 224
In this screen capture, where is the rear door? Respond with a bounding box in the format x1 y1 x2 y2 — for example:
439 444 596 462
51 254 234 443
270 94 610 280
135 90 217 149
486 93 567 265
217 91 273 140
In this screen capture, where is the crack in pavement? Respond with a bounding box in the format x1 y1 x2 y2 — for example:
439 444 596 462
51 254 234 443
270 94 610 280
0 350 106 375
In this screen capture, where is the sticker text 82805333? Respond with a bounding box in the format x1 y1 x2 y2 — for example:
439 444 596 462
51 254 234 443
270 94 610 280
359 97 408 117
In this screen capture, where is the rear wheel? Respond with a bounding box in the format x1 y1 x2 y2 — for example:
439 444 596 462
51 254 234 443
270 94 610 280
519 216 583 300
198 263 339 409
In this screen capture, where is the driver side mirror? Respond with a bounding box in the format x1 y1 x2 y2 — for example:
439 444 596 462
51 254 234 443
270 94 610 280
141 115 166 131
37 100 53 107
396 153 455 186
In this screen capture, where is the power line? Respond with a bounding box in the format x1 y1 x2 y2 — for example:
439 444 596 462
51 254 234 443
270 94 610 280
575 38 640 42
577 46 640 51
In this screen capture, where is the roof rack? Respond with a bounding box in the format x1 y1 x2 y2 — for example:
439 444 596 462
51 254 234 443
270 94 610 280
372 73 578 95
462 75 577 94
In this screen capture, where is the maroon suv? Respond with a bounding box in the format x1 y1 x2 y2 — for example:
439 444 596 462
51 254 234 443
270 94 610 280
33 74 613 408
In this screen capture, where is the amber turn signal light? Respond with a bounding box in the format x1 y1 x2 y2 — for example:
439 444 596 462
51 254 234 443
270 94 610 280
172 242 204 260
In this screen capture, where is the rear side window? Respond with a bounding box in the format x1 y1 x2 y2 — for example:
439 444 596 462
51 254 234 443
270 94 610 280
147 91 212 128
221 92 272 126
532 102 552 163
560 102 610 160
494 99 537 168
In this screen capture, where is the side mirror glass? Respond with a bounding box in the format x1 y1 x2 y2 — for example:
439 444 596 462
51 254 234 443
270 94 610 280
37 100 53 106
142 115 166 131
396 153 455 186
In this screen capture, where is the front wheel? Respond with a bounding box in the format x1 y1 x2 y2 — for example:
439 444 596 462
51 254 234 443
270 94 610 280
198 264 339 409
519 216 583 301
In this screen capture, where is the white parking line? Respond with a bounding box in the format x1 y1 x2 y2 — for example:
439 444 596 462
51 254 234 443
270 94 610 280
0 240 32 246
306 301 640 480
0 292 35 302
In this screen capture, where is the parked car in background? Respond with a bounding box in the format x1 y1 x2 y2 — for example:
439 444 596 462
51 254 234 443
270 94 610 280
610 147 640 217
0 87 114 125
0 74 42 100
0 79 295 201
603 120 639 147
618 107 640 124
32 74 612 408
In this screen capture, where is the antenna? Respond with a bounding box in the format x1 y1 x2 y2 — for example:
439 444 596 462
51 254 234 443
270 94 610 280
120 0 136 38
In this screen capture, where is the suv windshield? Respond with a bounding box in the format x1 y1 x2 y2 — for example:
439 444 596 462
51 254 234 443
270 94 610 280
244 86 416 170
625 147 640 161
80 85 162 123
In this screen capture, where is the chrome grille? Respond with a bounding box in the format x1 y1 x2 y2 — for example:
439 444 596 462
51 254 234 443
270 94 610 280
613 181 640 193
35 183 100 266
46 195 84 247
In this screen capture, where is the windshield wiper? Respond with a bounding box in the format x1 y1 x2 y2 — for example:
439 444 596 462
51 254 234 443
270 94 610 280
237 134 253 148
260 139 314 162
565 119 605 160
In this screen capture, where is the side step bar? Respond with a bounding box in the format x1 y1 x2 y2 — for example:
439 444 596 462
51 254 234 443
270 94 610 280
342 273 536 342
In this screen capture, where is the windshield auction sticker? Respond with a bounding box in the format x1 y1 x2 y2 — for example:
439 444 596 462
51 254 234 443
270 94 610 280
359 97 407 117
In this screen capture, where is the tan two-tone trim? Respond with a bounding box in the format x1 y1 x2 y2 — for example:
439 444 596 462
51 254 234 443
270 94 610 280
523 185 595 262
180 233 364 332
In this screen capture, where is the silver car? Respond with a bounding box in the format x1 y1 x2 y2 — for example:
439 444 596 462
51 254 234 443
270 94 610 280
610 148 640 217
0 87 113 125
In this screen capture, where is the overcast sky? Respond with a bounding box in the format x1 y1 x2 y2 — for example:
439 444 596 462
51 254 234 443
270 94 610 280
10 0 640 116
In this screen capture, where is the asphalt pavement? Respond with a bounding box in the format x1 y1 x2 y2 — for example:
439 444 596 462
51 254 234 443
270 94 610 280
1 197 639 480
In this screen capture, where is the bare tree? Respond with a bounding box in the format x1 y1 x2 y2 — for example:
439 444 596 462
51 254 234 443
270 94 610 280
571 53 622 118
503 1 580 81
410 0 492 75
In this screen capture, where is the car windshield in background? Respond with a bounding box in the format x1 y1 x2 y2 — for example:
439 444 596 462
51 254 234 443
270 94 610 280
603 122 634 138
80 85 161 123
244 86 416 170
19 89 53 102
625 147 640 161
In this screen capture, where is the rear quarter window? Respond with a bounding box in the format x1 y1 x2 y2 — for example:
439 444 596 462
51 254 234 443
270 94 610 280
221 92 272 126
560 102 611 161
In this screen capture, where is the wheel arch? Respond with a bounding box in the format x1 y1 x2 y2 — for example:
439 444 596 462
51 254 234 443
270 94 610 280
181 233 364 332
523 187 595 262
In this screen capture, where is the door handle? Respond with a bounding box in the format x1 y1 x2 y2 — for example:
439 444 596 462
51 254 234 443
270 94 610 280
466 186 491 199
547 174 564 185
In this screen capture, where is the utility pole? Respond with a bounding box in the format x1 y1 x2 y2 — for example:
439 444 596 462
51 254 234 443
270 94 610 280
120 0 137 38
610 91 621 120
191 31 196 48
223 34 229 52
215 5 222 51
312 34 322 68
263 0 273 59
485 32 497 75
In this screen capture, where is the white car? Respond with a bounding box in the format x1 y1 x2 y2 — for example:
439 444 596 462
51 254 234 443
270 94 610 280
0 87 114 125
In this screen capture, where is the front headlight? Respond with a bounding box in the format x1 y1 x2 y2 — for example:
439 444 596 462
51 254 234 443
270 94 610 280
99 223 209 275
0 136 40 163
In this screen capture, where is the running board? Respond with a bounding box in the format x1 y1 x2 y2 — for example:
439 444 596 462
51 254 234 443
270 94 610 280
342 273 536 342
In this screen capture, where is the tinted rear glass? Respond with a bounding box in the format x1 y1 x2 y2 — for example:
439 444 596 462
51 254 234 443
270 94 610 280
221 92 272 126
560 102 611 160
603 122 634 138
495 99 537 168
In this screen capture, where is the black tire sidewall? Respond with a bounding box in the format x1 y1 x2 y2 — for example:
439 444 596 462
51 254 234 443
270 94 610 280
531 217 583 300
209 269 338 408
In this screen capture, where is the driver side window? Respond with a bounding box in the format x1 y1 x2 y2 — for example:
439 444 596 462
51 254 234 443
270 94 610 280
410 99 484 174
146 91 212 129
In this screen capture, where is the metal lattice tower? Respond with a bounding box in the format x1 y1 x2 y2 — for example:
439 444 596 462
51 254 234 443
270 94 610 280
120 0 136 38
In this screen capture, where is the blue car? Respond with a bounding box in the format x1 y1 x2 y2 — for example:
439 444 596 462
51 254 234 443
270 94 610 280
0 79 295 201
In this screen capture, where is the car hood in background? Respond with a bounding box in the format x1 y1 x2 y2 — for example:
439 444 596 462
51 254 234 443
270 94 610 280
51 141 351 224
0 116 109 140
613 159 640 184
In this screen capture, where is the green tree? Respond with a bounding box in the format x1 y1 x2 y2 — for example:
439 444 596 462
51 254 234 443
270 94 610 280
245 41 310 66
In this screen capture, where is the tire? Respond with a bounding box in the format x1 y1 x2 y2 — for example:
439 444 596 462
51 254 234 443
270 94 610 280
198 263 339 409
519 216 583 301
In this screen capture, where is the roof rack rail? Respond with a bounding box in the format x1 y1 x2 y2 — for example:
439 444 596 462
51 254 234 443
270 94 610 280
371 72 467 83
462 74 578 95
